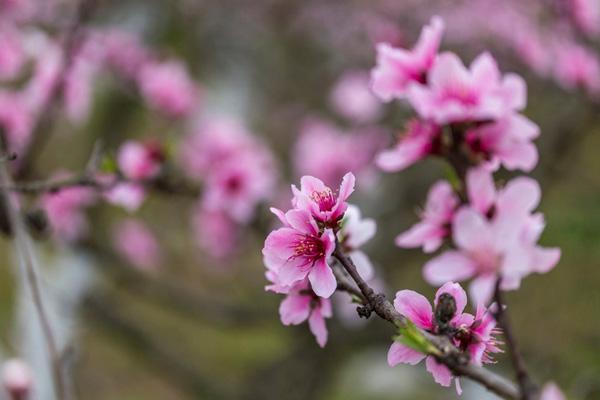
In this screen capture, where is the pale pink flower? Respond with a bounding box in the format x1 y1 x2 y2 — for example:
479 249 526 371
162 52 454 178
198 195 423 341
376 119 440 172
2 358 32 400
396 180 459 253
460 303 503 366
21 38 63 112
424 170 561 304
329 71 382 123
387 282 473 393
41 174 96 242
117 140 163 181
291 172 355 227
113 219 162 272
0 24 24 81
202 151 276 224
138 61 198 118
263 208 336 298
194 206 239 259
0 91 33 156
270 278 333 347
540 382 565 400
371 16 444 101
553 42 600 97
407 52 526 124
63 48 99 124
99 29 150 79
569 0 600 37
104 183 145 212
293 119 385 188
337 204 376 280
465 113 540 172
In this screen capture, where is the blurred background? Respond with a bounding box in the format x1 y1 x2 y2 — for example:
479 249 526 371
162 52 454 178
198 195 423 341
0 0 599 399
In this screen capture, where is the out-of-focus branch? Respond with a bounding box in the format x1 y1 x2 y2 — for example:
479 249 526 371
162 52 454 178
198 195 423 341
493 279 538 400
332 245 520 400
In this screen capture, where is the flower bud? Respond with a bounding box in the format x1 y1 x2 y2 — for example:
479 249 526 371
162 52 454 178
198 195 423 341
2 359 32 400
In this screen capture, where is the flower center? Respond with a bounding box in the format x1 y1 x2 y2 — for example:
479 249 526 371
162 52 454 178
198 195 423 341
292 234 325 260
310 189 336 212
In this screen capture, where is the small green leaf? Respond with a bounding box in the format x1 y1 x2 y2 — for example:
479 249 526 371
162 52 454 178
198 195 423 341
394 320 441 356
100 155 118 174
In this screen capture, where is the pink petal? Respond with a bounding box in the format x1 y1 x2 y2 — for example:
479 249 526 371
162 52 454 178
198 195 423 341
423 251 477 285
425 356 453 387
396 221 445 253
387 342 426 366
496 177 541 217
279 294 311 325
531 247 561 274
285 209 318 235
435 282 468 315
469 274 497 306
270 207 289 226
308 259 337 298
393 290 433 329
466 166 496 214
300 175 328 195
337 172 356 202
540 382 565 400
499 142 539 172
453 207 494 253
308 308 328 348
349 250 374 281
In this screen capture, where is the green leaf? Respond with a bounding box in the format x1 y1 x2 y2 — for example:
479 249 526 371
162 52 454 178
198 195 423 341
100 155 118 174
394 320 440 356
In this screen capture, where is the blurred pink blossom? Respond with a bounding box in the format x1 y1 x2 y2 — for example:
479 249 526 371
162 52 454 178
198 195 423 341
329 71 382 123
113 219 162 272
193 206 239 259
540 382 565 400
376 119 440 172
371 16 444 101
0 91 33 156
117 140 163 181
338 204 376 280
553 42 600 97
99 29 150 79
138 61 198 118
293 118 385 187
396 180 459 253
1 358 32 400
104 182 145 212
0 24 24 81
568 0 600 36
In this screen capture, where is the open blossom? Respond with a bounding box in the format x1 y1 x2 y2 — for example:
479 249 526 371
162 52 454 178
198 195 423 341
104 182 145 213
396 180 459 253
98 29 150 79
41 175 96 242
540 382 565 400
117 140 163 181
291 173 355 227
337 204 376 280
375 119 440 172
329 71 382 123
2 358 33 400
268 276 332 347
293 119 385 188
388 282 501 393
371 16 444 101
113 219 162 272
138 61 198 118
424 168 561 304
194 206 239 260
465 113 540 172
407 52 526 124
263 208 336 298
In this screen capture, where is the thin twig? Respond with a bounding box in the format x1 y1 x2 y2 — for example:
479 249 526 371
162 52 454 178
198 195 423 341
493 278 538 400
332 244 520 400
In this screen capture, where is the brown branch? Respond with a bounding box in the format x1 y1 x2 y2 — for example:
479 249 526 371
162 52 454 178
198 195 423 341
332 245 520 400
493 279 538 400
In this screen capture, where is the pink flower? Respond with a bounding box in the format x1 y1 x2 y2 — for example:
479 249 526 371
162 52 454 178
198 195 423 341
461 303 503 366
99 29 150 79
396 180 459 253
41 174 96 242
138 61 198 118
424 169 561 304
104 183 145 212
465 113 540 172
568 0 600 37
0 91 33 156
113 219 162 272
272 278 333 347
2 358 32 400
0 24 24 81
263 208 336 298
293 118 385 188
329 71 382 123
194 206 239 260
376 119 440 172
540 382 565 400
63 43 100 124
337 204 376 280
553 42 600 97
117 140 163 181
371 16 444 101
291 173 355 227
202 151 276 224
407 52 526 124
388 282 474 392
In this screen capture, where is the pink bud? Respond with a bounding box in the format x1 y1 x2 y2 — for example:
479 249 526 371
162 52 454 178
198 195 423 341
2 359 32 400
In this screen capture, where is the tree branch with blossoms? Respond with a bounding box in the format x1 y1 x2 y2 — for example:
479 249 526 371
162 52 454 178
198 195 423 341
262 16 565 400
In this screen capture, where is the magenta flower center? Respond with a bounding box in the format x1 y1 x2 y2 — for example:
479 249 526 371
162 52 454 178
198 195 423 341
291 234 325 261
310 189 336 212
